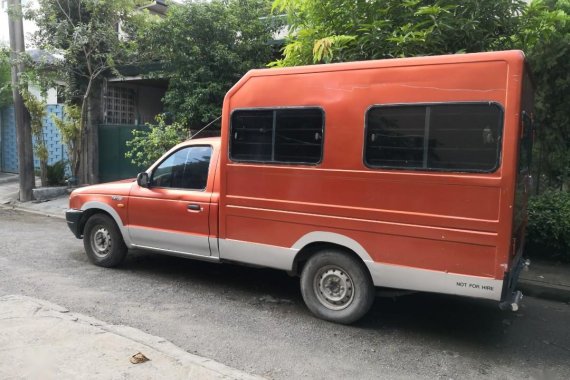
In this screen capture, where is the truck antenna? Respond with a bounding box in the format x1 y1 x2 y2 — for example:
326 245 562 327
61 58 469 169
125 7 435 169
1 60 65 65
189 115 222 140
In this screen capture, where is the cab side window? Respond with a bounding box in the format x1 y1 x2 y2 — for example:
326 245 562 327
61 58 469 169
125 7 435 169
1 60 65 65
151 146 212 190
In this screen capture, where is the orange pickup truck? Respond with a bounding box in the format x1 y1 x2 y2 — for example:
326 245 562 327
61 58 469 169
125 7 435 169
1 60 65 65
66 50 533 323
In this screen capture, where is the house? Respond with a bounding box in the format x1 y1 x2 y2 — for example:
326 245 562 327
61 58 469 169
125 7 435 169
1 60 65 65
98 63 168 182
0 0 170 181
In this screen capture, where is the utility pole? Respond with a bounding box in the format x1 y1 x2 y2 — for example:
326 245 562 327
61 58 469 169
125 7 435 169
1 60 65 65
8 0 34 201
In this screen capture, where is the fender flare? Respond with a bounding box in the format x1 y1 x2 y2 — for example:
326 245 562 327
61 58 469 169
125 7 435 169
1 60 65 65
291 231 373 263
81 201 133 247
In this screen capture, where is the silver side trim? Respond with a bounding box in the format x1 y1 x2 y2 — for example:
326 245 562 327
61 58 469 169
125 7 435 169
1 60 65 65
81 201 133 247
367 262 503 301
219 239 298 270
292 231 502 300
129 226 211 257
130 244 220 263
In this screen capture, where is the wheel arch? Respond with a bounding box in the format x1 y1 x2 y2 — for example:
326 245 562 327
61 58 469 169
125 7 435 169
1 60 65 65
291 232 373 277
79 201 132 247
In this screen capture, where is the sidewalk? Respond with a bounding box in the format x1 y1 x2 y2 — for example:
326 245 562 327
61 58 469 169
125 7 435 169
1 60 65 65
518 259 570 303
0 172 20 205
0 173 67 219
0 295 263 380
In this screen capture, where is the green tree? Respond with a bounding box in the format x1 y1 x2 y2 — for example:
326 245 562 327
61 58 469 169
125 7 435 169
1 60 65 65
0 47 12 108
125 114 187 168
52 104 82 181
518 0 570 191
272 0 525 66
20 90 49 186
140 0 279 130
27 0 151 183
273 0 570 192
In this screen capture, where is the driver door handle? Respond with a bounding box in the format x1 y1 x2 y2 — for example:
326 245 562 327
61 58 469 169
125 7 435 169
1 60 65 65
187 204 202 212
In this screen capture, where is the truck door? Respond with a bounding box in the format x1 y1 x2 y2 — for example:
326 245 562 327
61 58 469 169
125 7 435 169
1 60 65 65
128 145 213 256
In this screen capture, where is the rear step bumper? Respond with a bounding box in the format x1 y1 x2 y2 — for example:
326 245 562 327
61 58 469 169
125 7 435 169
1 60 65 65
499 256 530 311
499 290 523 311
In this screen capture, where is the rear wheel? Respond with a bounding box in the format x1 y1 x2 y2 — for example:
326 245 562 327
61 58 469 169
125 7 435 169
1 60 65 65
300 250 375 324
83 214 127 267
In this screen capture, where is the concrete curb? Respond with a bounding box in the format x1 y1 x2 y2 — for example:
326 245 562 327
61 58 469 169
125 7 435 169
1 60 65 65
0 202 66 220
0 174 18 185
518 279 570 304
0 295 264 380
33 186 68 200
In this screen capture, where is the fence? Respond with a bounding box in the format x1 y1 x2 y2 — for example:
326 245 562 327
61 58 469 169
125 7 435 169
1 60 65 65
0 104 67 174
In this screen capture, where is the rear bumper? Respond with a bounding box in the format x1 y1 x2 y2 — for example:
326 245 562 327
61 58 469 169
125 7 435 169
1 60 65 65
65 209 84 239
499 255 528 311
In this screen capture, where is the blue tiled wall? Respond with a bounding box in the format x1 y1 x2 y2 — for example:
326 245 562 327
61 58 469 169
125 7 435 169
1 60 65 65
1 104 68 174
1 106 19 173
33 105 68 168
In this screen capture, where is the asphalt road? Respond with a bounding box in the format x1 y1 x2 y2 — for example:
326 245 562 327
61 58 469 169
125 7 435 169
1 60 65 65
1 209 569 379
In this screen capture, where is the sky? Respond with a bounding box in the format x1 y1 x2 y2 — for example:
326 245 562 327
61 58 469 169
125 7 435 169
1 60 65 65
0 0 39 48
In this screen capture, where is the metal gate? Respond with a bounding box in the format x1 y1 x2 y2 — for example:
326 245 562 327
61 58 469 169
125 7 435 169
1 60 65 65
98 124 148 183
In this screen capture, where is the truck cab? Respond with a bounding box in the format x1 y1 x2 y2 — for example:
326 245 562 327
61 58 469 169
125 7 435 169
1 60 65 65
67 137 222 264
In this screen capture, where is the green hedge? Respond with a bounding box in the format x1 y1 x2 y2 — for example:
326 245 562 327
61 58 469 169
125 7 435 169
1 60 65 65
526 191 570 262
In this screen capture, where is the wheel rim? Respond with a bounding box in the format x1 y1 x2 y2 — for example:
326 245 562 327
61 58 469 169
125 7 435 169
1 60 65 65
91 226 112 258
313 265 355 311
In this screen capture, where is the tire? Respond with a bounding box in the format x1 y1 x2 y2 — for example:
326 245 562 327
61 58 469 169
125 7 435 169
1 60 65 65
300 250 375 324
83 213 127 268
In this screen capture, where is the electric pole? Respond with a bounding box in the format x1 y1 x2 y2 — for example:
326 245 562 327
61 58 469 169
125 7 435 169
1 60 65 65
8 0 34 201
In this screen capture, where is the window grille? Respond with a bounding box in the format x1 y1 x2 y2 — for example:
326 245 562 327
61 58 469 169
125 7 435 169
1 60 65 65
105 86 135 124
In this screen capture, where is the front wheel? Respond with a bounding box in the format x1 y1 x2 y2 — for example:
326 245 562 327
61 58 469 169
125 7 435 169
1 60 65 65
83 213 127 267
300 250 375 324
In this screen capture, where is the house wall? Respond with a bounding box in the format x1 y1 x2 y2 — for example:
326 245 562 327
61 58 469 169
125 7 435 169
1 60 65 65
137 85 166 124
104 82 165 125
29 86 58 106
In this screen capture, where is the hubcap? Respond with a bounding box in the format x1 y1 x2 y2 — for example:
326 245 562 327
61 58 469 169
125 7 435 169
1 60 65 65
314 265 355 310
91 226 112 258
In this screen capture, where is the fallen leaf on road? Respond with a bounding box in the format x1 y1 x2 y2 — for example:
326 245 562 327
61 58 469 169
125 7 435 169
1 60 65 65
130 352 150 364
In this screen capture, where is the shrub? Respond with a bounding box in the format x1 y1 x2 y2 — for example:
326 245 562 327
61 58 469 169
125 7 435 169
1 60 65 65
526 191 570 262
46 160 67 186
125 114 187 168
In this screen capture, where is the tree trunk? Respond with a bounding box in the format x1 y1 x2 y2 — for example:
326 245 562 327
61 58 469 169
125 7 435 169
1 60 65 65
79 86 101 184
8 0 34 201
87 87 101 184
79 121 88 184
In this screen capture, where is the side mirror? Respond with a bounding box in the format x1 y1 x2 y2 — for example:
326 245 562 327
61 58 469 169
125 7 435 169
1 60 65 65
137 172 149 188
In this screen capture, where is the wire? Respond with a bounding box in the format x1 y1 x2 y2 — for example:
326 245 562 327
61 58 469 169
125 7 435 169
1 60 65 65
189 115 222 140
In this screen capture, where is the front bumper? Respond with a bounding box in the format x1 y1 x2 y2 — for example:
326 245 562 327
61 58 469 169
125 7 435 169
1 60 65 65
65 209 84 239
